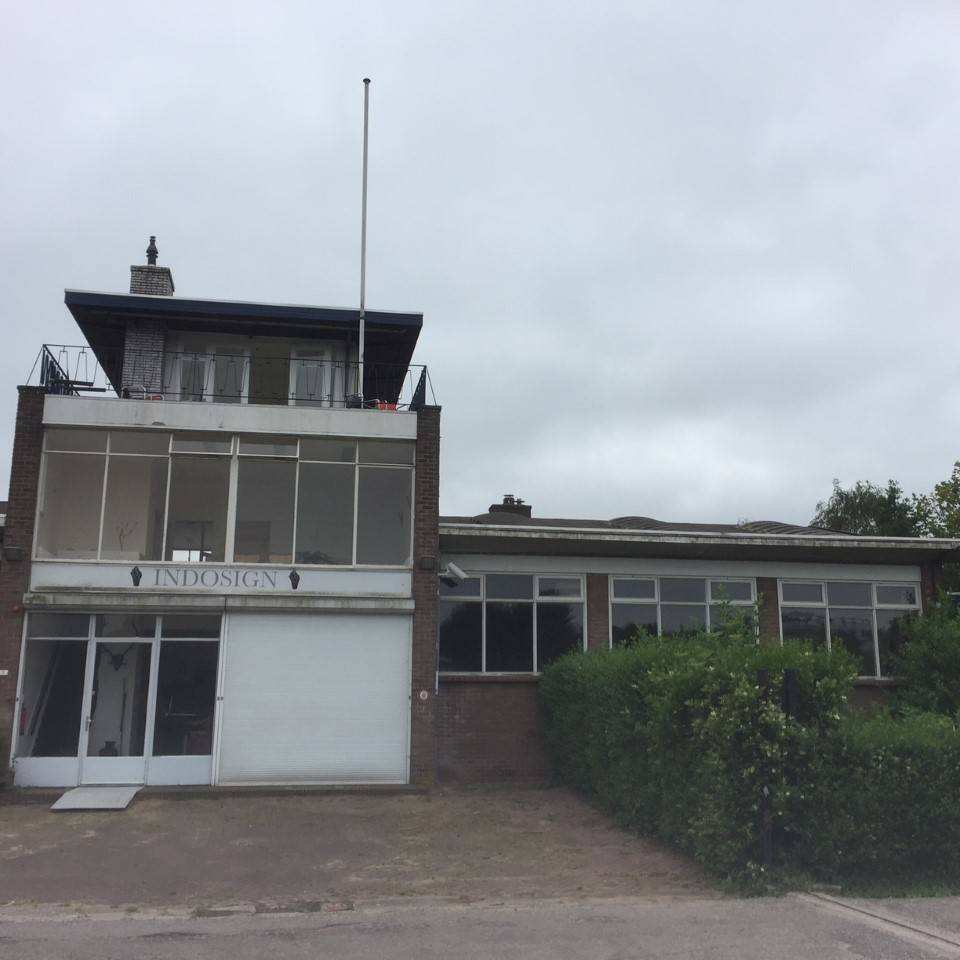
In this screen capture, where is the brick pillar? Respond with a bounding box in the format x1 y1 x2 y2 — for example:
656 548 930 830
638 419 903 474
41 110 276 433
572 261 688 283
410 405 440 786
121 318 167 395
920 560 942 614
756 576 780 646
0 386 45 782
585 573 609 650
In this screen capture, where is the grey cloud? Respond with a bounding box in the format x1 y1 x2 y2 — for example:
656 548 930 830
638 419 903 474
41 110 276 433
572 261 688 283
3 0 960 528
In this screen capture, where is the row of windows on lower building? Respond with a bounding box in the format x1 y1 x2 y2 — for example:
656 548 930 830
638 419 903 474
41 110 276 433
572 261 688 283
438 575 921 679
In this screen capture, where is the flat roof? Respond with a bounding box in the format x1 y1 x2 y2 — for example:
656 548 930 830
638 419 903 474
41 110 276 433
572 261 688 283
63 289 424 400
439 516 960 564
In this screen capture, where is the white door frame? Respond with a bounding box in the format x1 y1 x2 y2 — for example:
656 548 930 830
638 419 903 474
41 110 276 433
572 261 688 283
78 635 157 785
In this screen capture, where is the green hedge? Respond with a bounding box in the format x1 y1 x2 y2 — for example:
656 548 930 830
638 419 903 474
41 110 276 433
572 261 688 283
801 709 960 883
540 624 960 887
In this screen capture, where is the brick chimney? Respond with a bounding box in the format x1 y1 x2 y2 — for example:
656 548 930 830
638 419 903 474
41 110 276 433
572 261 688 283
129 235 175 296
488 494 532 518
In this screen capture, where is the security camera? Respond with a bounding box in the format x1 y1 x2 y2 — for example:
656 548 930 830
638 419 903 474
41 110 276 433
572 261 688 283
439 562 467 588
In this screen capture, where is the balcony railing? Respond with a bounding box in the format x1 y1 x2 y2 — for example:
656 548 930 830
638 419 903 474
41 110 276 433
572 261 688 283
29 345 435 410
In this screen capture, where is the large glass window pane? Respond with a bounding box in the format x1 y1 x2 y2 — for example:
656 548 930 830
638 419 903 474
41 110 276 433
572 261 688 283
27 612 90 638
827 582 872 606
87 642 152 758
234 458 296 563
238 435 298 457
164 456 230 562
612 578 656 600
781 607 827 644
439 600 482 672
877 609 913 676
299 438 356 462
876 584 919 606
660 579 706 602
536 602 583 669
171 433 232 454
161 614 222 639
36 452 105 559
177 353 209 402
486 575 534 600
710 604 755 631
710 580 753 602
781 582 824 604
95 614 156 638
611 603 658 645
486 603 533 672
356 467 412 565
439 577 482 598
538 577 581 598
100 456 168 561
295 462 354 564
660 604 706 635
45 428 107 452
830 608 877 676
358 440 415 465
16 640 88 757
109 431 170 455
153 641 219 756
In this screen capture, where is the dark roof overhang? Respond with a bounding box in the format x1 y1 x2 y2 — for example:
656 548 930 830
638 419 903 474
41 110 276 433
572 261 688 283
64 290 423 399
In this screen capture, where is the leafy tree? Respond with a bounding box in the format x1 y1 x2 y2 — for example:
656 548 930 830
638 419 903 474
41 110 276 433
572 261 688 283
811 479 924 536
915 461 960 538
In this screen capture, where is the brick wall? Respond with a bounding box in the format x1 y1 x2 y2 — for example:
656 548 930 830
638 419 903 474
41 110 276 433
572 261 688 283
436 677 550 783
756 576 780 645
0 386 45 781
120 318 166 395
586 573 609 650
129 264 174 296
410 406 440 786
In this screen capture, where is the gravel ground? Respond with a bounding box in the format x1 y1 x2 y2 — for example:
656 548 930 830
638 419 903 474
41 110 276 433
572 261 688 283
0 786 713 911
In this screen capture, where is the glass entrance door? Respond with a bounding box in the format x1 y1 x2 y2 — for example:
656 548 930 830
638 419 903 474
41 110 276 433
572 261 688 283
80 637 154 785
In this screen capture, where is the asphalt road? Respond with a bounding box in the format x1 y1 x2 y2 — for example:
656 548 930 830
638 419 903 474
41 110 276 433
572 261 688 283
5 894 960 960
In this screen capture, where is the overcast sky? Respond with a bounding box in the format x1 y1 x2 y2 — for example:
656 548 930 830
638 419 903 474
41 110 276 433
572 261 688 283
3 1 960 524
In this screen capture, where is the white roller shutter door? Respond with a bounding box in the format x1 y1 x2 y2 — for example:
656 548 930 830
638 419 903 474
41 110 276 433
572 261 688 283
217 613 411 784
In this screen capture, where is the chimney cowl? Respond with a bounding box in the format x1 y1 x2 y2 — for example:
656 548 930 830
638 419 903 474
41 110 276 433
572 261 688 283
130 235 175 296
488 494 532 519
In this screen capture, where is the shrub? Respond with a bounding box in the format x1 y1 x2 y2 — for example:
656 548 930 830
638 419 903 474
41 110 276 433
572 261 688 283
890 600 960 716
539 625 856 885
801 709 960 883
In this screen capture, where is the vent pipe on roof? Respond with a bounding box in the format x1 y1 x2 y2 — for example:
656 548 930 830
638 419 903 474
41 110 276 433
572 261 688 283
489 494 532 518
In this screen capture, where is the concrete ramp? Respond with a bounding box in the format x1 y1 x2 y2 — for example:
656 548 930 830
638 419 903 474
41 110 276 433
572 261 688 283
51 786 141 811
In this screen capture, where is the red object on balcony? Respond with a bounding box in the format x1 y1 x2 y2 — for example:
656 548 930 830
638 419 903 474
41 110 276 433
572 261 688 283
375 401 398 411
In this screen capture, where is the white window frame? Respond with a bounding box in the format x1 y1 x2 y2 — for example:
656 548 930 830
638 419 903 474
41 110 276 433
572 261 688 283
11 611 224 787
163 336 251 405
34 429 416 571
607 575 756 647
777 580 922 679
438 573 587 676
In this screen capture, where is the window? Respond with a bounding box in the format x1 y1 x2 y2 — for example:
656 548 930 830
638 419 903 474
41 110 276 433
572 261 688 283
35 428 416 568
438 573 585 674
610 576 755 645
234 457 296 563
165 456 231 562
16 612 222 761
778 580 920 677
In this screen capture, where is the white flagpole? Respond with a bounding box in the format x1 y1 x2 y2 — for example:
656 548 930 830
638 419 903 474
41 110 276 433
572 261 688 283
358 77 370 405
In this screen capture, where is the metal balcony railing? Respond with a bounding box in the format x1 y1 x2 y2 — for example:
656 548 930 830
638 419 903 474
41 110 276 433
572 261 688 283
29 345 435 410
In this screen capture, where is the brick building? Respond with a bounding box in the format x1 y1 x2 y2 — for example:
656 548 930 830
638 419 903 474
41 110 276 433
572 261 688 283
3 243 959 788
